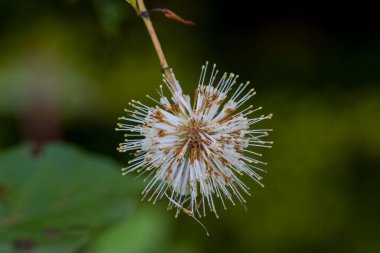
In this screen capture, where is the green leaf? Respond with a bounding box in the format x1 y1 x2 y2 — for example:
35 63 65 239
125 0 137 10
90 207 170 253
0 143 141 253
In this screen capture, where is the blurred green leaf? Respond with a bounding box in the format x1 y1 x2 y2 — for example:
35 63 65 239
90 207 169 253
0 143 141 253
125 0 137 10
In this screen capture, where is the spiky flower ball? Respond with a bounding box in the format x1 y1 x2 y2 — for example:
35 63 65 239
116 63 272 218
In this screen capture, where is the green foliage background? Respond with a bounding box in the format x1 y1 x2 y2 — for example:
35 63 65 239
0 0 379 252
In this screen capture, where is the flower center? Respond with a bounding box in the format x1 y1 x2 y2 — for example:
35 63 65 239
180 118 213 163
186 119 204 147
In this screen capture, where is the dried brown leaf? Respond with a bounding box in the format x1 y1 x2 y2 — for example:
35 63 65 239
152 8 195 26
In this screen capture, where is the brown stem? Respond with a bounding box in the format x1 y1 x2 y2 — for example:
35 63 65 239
136 0 176 90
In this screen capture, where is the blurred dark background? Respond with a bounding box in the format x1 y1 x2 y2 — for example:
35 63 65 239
1 1 379 252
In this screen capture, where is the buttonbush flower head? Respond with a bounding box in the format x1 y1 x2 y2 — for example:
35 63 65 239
116 62 272 218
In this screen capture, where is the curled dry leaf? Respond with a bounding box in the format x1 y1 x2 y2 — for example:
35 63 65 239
151 8 195 25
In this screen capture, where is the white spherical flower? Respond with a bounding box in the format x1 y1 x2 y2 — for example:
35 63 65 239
116 63 272 219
